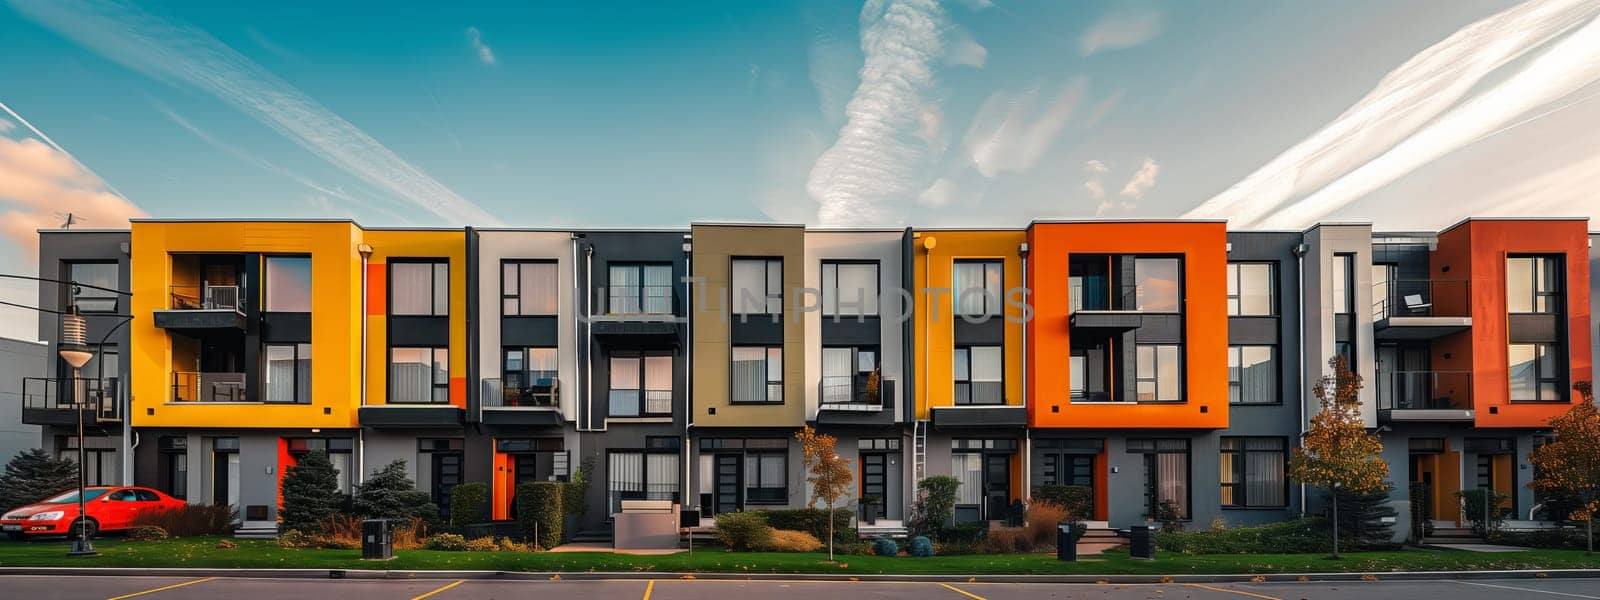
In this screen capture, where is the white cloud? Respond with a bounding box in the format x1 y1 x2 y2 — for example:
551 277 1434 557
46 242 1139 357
918 177 957 207
1084 179 1105 200
1083 159 1110 176
1187 0 1600 228
0 135 145 255
0 119 14 134
1119 157 1159 199
466 26 496 66
9 0 500 226
963 78 1088 178
1080 8 1165 57
243 26 296 60
807 0 949 226
946 27 988 68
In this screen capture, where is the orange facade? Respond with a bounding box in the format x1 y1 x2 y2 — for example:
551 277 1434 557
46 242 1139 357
1026 221 1230 428
1432 219 1593 428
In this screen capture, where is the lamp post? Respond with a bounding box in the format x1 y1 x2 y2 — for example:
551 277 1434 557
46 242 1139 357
58 305 97 557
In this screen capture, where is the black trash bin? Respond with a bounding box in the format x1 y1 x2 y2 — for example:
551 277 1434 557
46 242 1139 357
1056 522 1078 562
361 518 393 560
1128 525 1155 560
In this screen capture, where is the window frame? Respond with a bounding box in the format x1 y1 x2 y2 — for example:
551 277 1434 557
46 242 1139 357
730 345 784 404
263 342 312 404
1227 345 1279 405
1220 437 1289 509
608 351 674 417
1225 262 1275 316
607 263 675 315
731 257 784 316
1506 255 1563 315
1135 344 1184 403
1508 342 1564 403
65 261 120 313
821 260 880 317
1133 256 1184 313
263 255 313 313
1330 253 1354 315
821 345 879 405
1126 438 1192 520
953 345 1005 405
387 258 449 317
952 259 1004 318
743 450 788 505
388 346 449 404
501 259 559 317
501 346 559 407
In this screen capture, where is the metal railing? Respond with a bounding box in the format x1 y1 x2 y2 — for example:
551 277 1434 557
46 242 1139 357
171 371 248 402
820 372 890 410
169 284 245 313
481 377 560 408
608 285 674 315
1372 279 1469 321
1069 278 1139 313
21 377 120 421
606 389 673 417
1377 370 1472 411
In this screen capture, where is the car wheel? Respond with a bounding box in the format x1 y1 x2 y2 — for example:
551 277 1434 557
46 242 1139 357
69 518 98 540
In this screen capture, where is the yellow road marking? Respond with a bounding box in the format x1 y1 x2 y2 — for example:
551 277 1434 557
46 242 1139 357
1183 582 1282 600
106 577 217 600
643 579 656 600
411 579 465 600
937 582 986 600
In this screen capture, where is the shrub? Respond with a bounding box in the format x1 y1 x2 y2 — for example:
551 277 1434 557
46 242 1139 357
127 525 168 541
464 536 500 552
498 537 533 552
838 540 874 555
981 527 1035 554
1032 485 1093 521
1156 518 1337 554
1489 528 1591 550
1408 481 1431 541
215 540 237 550
1456 488 1511 536
316 514 363 547
1153 500 1184 532
393 517 429 550
936 523 986 555
281 450 345 533
425 532 469 551
354 460 438 523
714 511 773 551
908 536 934 557
131 504 237 537
449 482 489 529
871 537 899 556
1336 487 1399 549
0 449 79 511
515 481 564 549
909 476 961 538
278 528 360 549
762 529 823 552
762 508 853 543
563 457 595 519
1024 501 1070 550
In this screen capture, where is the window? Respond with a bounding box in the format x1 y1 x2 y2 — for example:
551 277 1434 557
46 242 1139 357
264 343 311 403
160 437 187 500
610 354 673 416
502 261 558 316
264 256 312 312
1372 263 1395 317
951 453 983 507
1228 346 1277 404
608 264 673 315
67 262 119 312
1220 437 1287 508
1226 262 1273 316
1334 340 1354 370
731 258 783 315
1509 343 1562 402
286 438 354 493
731 346 783 403
744 451 787 504
822 262 879 316
501 347 558 406
1069 353 1086 399
1507 256 1562 314
953 260 1003 317
1128 439 1190 519
57 440 116 486
954 346 1003 405
390 347 448 404
822 346 878 404
390 260 448 316
1135 344 1182 402
607 451 681 515
1134 258 1182 312
1331 254 1353 314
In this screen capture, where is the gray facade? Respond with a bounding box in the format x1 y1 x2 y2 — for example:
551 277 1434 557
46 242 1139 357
0 336 47 462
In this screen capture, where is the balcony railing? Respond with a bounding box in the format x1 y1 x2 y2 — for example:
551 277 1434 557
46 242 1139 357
482 377 560 408
1377 370 1472 411
1372 279 1469 321
1069 278 1138 313
171 372 248 402
21 377 120 422
608 389 673 417
169 284 245 313
820 371 887 411
608 285 674 316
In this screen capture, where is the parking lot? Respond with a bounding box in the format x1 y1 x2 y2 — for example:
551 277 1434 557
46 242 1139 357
4 575 1600 600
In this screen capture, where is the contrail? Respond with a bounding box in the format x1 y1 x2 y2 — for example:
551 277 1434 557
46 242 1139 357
0 98 135 203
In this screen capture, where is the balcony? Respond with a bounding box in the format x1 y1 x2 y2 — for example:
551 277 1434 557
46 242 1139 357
1069 280 1143 331
817 374 894 426
1378 370 1474 422
480 378 562 426
1372 279 1471 340
171 371 248 403
21 377 120 426
607 389 673 418
154 285 247 331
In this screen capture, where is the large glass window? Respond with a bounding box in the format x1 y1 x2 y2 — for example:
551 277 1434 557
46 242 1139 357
954 346 1004 405
732 258 783 315
501 347 558 406
731 346 783 403
264 256 312 312
264 343 311 403
1220 437 1287 508
1228 345 1277 404
744 451 787 504
1330 254 1353 314
502 261 558 316
1135 344 1182 402
609 354 673 416
67 262 119 312
1226 262 1273 316
286 438 354 493
1509 343 1562 402
1506 256 1562 314
1134 258 1182 312
607 450 681 515
953 260 1003 317
822 346 878 404
1128 438 1190 519
390 261 448 316
822 262 879 317
390 347 448 404
608 264 673 315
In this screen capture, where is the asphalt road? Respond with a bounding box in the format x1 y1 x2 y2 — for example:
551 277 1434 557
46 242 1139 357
3 575 1600 600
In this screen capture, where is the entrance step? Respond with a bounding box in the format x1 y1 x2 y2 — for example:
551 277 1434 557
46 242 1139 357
233 527 279 539
570 529 614 543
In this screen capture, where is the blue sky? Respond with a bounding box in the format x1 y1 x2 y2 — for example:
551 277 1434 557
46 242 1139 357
3 0 1599 339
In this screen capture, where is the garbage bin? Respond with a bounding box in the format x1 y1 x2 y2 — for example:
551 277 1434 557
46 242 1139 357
1056 522 1078 562
361 518 393 560
1128 525 1155 560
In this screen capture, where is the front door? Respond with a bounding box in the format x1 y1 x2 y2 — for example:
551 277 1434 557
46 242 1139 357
861 453 887 519
715 454 741 514
984 454 1010 521
431 451 462 518
212 451 238 508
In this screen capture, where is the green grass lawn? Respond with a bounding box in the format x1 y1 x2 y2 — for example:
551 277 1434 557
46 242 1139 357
0 538 1596 575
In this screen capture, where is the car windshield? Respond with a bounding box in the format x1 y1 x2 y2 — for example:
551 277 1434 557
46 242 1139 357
42 489 110 503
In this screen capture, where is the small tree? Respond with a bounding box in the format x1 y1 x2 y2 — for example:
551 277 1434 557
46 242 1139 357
448 482 488 529
1528 381 1600 553
280 450 344 533
908 475 961 538
1288 357 1390 558
563 457 595 520
515 481 563 549
796 426 854 561
1338 487 1397 549
0 449 79 511
353 459 438 523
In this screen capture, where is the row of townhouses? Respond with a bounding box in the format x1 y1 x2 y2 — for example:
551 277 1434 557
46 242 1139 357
22 218 1598 539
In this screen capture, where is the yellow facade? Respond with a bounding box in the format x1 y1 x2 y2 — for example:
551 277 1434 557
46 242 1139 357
911 229 1028 419
361 229 469 408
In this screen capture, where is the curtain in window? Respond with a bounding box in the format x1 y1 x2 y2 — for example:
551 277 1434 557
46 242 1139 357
610 266 641 314
1236 346 1274 404
391 264 435 315
731 347 766 402
390 348 432 403
745 453 785 502
608 452 644 515
1156 451 1188 518
952 453 983 506
644 356 673 414
822 348 853 403
647 453 680 500
833 264 878 315
643 265 673 314
731 260 767 314
527 348 558 382
518 263 558 315
265 345 296 403
970 346 1003 404
1245 439 1285 507
953 262 989 316
610 357 641 416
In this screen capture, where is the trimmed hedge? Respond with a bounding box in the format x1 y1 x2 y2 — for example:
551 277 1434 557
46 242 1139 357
761 508 853 543
1156 518 1335 554
449 482 489 530
714 511 773 551
1489 529 1593 550
515 481 564 549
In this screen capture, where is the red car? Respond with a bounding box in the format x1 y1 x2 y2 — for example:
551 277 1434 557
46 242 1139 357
2 486 186 539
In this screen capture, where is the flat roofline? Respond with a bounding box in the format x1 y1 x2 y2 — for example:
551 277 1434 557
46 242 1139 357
130 218 360 224
690 221 806 228
472 227 690 233
36 228 130 234
1028 218 1227 225
1439 216 1589 235
910 227 1026 232
0 335 45 346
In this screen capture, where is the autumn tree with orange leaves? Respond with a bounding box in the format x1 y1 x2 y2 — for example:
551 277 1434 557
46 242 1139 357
1289 357 1390 558
1527 381 1600 553
796 426 854 561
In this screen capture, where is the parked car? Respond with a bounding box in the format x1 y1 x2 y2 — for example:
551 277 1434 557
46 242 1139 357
1 486 186 540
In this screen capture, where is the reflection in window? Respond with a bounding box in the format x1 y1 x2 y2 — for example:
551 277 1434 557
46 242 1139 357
953 260 1003 317
502 261 558 316
609 354 672 416
390 347 448 403
731 346 783 403
1331 254 1353 314
1226 263 1273 316
954 346 1003 405
1228 345 1276 404
732 258 783 315
264 256 312 312
1509 343 1562 402
391 261 448 316
822 262 879 316
68 262 119 312
264 343 311 403
1135 344 1182 402
1134 258 1182 312
1506 256 1561 314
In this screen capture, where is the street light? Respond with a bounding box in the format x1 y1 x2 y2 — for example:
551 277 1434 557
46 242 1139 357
59 305 97 557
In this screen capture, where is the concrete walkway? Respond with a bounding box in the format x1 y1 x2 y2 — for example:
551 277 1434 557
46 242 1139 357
548 542 685 555
1428 542 1528 552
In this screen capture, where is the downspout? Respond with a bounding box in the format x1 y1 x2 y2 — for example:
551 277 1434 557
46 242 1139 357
682 234 694 510
357 243 373 484
572 235 584 431
1019 242 1030 503
1293 242 1307 516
